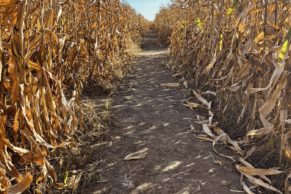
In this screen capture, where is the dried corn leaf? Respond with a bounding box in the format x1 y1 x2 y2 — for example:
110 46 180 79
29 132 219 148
160 83 180 88
182 101 200 109
124 148 149 161
193 90 211 109
236 165 282 176
243 174 282 194
6 173 33 194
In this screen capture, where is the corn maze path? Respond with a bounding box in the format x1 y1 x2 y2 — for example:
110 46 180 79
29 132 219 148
81 34 242 194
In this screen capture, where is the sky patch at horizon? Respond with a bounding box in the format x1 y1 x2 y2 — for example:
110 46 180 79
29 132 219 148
122 0 171 21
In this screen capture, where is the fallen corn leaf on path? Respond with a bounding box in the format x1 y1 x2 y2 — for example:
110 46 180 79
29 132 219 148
81 34 242 194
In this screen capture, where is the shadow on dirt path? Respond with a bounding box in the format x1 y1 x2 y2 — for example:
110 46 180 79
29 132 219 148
80 34 242 194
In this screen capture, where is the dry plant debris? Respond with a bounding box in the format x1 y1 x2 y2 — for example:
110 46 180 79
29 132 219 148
160 82 180 88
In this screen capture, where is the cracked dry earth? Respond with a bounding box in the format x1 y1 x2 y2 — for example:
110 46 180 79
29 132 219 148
81 47 243 194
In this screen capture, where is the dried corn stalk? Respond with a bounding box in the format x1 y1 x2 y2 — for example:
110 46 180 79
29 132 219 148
0 0 147 192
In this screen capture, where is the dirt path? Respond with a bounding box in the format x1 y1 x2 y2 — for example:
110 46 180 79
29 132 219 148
80 36 242 194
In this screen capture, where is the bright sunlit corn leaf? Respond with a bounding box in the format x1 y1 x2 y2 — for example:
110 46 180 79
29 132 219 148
227 7 234 15
219 33 223 51
195 18 203 30
278 40 289 62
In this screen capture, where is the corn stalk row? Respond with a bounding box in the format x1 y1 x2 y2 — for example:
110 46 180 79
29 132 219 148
155 0 291 192
0 0 148 193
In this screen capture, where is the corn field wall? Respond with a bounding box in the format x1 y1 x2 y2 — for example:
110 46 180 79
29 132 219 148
0 0 148 193
155 0 291 192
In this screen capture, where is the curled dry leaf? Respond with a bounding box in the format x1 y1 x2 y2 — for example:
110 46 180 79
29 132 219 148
236 165 283 176
182 101 200 109
243 174 282 194
193 90 211 109
6 173 33 194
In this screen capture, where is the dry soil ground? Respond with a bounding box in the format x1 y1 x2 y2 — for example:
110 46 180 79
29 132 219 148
78 34 243 194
